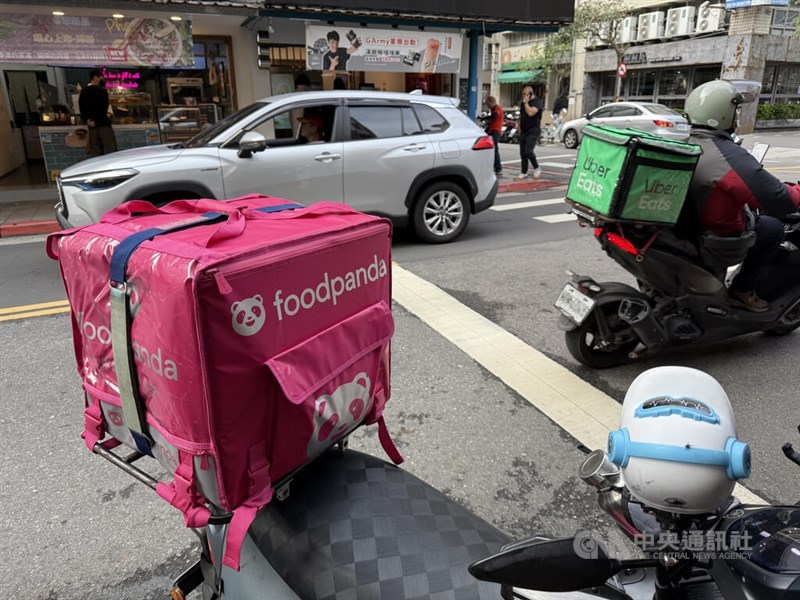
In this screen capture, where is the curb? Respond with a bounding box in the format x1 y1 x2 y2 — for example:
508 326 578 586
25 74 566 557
0 220 60 238
498 179 561 193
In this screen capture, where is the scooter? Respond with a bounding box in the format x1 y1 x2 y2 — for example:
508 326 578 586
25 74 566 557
94 438 513 600
554 142 800 368
470 427 800 599
94 409 800 599
555 210 800 368
500 116 518 144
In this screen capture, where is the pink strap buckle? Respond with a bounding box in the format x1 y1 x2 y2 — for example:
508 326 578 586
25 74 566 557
156 453 210 528
82 403 105 451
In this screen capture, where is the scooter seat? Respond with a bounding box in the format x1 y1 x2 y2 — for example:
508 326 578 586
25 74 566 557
248 449 510 599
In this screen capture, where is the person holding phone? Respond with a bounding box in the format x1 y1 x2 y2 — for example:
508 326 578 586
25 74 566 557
515 85 544 180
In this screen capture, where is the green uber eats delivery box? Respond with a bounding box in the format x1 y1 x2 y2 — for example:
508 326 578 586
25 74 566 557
566 124 703 225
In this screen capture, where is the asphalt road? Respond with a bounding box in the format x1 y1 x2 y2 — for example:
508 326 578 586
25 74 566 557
1 137 798 599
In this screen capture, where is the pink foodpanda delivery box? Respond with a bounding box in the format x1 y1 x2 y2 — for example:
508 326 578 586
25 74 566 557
47 195 400 569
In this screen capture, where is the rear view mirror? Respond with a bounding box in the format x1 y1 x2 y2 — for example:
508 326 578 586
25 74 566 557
749 142 769 164
237 131 268 159
469 536 619 592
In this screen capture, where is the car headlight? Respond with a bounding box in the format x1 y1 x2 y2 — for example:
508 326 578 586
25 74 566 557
61 168 139 191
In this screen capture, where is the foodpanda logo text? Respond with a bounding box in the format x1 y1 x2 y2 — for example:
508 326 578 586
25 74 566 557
273 255 388 321
77 312 179 381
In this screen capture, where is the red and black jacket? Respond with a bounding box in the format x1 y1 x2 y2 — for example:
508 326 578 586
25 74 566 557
682 127 799 237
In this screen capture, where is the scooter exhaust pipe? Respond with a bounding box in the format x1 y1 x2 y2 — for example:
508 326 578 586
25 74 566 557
579 450 641 538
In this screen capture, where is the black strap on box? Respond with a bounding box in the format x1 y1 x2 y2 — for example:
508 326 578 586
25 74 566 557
108 202 302 455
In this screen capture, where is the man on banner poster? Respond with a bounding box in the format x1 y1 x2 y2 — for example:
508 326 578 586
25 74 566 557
323 30 362 71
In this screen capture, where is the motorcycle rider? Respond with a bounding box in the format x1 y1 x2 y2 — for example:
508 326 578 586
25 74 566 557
681 80 800 312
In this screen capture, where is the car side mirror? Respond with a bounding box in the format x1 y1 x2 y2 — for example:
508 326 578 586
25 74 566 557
237 131 268 159
585 113 592 119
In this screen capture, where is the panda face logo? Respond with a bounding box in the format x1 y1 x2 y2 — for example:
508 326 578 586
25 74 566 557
307 373 372 458
231 295 266 336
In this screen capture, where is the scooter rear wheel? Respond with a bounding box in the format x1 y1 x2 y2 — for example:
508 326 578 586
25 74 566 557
565 302 640 368
765 320 800 336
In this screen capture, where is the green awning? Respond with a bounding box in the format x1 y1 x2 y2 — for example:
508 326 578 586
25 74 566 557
497 69 545 83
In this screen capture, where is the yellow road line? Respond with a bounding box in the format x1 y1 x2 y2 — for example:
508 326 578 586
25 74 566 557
0 306 71 322
0 300 70 316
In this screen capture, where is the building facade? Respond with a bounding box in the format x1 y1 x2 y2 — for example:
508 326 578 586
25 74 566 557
569 0 800 132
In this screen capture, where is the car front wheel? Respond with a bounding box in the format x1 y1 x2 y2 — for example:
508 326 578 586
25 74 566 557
412 182 470 244
563 129 579 149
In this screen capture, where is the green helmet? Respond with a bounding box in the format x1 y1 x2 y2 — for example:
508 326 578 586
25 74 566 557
684 80 761 131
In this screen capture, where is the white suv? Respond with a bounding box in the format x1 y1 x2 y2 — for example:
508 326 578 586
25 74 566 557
55 91 498 243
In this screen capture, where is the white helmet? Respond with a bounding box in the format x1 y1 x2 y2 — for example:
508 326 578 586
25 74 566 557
608 367 750 515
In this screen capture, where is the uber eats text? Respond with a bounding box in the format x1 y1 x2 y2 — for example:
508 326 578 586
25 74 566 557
576 156 611 197
273 255 388 321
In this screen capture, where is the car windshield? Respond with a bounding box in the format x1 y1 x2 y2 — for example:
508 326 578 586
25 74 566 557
183 102 268 148
643 104 680 116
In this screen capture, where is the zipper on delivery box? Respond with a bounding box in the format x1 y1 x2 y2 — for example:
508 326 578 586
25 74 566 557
205 224 387 295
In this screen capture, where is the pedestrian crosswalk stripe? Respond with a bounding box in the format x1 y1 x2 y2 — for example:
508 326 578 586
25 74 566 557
491 198 565 212
496 192 526 198
538 161 575 169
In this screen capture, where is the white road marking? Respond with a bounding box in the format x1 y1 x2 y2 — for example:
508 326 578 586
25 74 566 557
502 153 575 167
391 264 766 506
491 198 566 211
535 213 578 223
538 161 575 169
0 234 49 246
495 192 526 198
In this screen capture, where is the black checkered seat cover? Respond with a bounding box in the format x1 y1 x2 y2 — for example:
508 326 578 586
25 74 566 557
249 449 510 599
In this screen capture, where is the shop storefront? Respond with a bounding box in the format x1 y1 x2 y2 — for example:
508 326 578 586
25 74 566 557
0 7 242 181
261 1 573 118
496 39 548 110
254 18 464 101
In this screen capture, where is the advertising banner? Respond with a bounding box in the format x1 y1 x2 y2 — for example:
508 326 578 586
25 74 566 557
500 43 542 71
306 25 463 74
0 13 194 67
724 0 788 7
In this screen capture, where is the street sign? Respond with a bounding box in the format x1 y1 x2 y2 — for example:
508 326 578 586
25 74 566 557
618 63 628 77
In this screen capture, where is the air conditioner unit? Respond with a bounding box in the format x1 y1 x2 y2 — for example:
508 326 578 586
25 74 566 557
638 11 665 41
588 22 611 48
666 7 696 37
696 1 723 32
616 16 638 44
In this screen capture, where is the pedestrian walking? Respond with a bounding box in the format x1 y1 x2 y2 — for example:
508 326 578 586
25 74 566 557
485 96 504 176
515 85 543 180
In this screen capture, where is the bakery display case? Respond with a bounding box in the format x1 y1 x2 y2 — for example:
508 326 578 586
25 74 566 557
157 103 220 143
110 92 154 125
